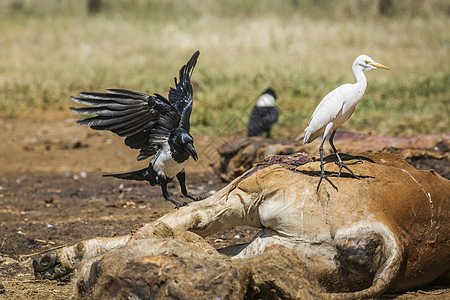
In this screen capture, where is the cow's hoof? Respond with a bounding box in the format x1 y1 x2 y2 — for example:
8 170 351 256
33 251 71 280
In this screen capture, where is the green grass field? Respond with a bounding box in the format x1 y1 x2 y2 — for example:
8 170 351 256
0 0 448 138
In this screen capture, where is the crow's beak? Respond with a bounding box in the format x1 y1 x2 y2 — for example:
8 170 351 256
186 144 198 161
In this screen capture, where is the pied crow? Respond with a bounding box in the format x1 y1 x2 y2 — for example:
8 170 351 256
70 51 201 208
247 88 279 138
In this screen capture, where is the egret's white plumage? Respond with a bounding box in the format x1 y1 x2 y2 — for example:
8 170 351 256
303 55 389 191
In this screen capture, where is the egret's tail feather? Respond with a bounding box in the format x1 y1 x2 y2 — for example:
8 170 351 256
303 128 311 144
303 127 319 144
303 126 325 144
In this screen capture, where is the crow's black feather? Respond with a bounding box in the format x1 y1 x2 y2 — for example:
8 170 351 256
70 51 199 162
70 51 201 208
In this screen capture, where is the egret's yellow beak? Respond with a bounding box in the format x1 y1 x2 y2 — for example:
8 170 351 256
369 62 389 70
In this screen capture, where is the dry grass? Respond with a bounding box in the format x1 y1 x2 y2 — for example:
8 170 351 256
0 0 448 137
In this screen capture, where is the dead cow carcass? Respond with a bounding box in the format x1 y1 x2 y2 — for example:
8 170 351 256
33 152 450 299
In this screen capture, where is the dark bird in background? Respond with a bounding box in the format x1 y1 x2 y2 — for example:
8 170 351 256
70 51 201 208
247 88 279 138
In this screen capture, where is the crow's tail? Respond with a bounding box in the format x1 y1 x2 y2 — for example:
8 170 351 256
103 168 150 181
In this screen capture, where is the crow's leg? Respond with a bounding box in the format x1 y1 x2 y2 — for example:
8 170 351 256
159 175 187 209
317 137 338 192
177 170 204 202
328 130 362 178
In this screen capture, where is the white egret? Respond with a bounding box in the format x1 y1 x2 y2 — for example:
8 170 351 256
303 55 389 191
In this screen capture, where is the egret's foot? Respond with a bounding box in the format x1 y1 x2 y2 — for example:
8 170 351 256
33 251 72 280
317 172 338 192
336 160 363 178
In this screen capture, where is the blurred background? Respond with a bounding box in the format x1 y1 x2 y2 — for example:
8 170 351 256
0 0 448 138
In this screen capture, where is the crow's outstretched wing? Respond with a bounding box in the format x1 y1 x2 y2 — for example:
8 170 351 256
70 89 180 161
168 50 199 132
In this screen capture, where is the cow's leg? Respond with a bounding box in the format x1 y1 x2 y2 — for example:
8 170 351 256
131 183 253 239
34 182 256 280
217 228 293 258
220 219 405 300
33 236 129 280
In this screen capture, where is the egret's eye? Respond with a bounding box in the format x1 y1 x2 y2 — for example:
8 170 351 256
365 60 370 64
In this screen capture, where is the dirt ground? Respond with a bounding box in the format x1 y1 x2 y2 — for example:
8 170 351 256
0 112 448 299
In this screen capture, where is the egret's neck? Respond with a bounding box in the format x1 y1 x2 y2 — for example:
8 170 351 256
353 66 368 91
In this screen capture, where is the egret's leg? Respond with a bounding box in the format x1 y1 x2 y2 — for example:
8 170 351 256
317 138 338 192
329 130 362 178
